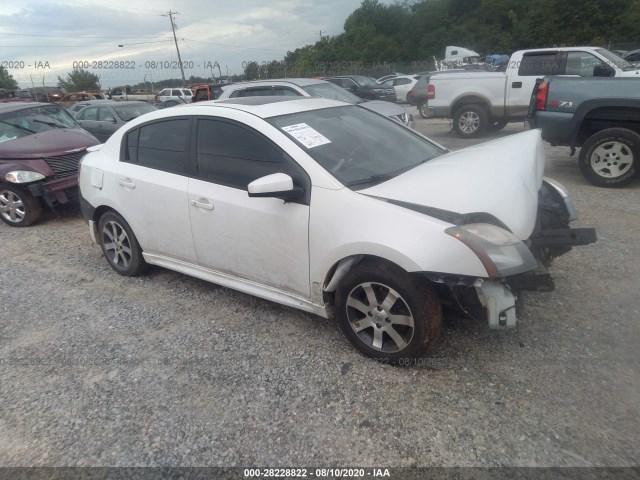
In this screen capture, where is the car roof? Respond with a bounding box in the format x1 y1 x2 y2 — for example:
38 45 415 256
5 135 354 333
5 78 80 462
133 97 349 123
222 78 326 89
517 46 604 53
0 102 59 113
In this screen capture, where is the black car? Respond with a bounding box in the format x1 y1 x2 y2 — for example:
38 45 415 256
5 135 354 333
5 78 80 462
325 76 396 102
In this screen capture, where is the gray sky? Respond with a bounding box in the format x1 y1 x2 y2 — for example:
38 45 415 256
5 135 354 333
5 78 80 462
1 0 392 89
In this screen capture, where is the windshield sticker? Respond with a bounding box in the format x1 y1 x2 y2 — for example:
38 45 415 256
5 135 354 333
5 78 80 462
282 123 331 149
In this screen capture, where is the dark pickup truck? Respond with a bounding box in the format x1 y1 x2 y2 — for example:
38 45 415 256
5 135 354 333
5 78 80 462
529 76 640 187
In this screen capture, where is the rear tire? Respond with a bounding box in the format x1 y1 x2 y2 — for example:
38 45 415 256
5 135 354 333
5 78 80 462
0 184 42 227
578 128 640 187
335 261 442 364
98 211 148 276
418 102 430 119
453 104 488 138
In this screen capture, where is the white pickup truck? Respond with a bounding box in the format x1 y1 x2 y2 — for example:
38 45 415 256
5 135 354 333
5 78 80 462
107 86 154 103
428 47 640 137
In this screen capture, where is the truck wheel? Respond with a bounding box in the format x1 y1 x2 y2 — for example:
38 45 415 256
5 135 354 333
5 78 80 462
418 102 430 119
335 261 442 364
0 184 42 227
578 128 640 187
453 104 488 138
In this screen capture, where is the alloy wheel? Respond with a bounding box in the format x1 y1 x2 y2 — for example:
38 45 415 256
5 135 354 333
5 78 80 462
345 282 415 353
101 220 133 269
458 111 480 134
0 189 26 224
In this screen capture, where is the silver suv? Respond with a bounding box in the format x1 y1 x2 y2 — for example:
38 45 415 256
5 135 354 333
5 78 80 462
217 78 413 128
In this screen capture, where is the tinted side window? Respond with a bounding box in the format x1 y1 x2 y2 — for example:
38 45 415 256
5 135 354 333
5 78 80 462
135 119 189 173
395 78 412 86
518 52 560 76
244 87 274 97
196 119 285 189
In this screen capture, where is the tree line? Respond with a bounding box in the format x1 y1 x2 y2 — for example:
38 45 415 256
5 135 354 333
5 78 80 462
2 0 639 91
252 0 640 78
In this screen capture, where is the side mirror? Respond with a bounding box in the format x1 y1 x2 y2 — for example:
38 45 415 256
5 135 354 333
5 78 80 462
348 85 357 92
248 173 304 201
593 64 615 77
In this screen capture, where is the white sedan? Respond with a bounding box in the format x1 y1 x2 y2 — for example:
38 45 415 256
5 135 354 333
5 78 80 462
79 97 595 362
381 75 421 103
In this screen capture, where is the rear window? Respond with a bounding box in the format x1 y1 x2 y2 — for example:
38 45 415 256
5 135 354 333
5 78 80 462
517 52 560 76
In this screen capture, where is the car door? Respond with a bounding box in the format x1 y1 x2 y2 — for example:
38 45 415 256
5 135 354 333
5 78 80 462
92 107 119 142
187 117 311 297
76 106 101 138
115 117 197 262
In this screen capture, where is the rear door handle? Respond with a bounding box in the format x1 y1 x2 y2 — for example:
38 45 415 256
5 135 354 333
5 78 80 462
118 178 136 188
190 199 214 210
512 82 523 88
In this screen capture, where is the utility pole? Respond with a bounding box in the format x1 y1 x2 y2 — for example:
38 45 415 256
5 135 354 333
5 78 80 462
162 11 186 86
319 30 325 41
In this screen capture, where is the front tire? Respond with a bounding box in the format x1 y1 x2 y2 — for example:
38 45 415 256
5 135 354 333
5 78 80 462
578 128 640 187
98 211 148 276
0 184 42 227
453 104 488 138
335 261 442 363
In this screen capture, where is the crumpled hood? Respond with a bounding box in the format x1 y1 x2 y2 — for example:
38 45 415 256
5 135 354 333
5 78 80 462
359 130 546 240
0 128 99 159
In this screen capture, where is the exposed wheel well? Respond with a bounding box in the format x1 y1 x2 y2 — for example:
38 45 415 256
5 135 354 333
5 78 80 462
577 107 640 146
322 255 437 307
451 97 490 117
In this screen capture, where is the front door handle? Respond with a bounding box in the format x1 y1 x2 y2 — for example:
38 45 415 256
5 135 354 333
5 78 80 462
190 199 214 210
118 178 136 188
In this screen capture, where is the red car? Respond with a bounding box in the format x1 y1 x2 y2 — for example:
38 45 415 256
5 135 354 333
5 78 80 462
0 102 100 227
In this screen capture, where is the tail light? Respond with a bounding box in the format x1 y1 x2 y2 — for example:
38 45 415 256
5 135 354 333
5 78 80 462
535 81 548 111
409 87 415 97
427 84 435 100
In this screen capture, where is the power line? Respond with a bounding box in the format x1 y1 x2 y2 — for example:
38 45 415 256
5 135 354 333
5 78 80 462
0 32 169 39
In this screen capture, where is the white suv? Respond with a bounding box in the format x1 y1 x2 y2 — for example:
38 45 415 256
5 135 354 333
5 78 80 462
154 88 193 103
79 97 594 362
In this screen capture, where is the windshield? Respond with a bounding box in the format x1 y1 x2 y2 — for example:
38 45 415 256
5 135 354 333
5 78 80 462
112 103 157 121
595 48 634 70
268 105 444 188
0 105 79 144
301 83 362 103
353 76 378 87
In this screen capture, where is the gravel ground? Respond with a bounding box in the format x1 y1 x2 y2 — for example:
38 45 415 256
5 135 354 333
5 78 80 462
1 112 639 468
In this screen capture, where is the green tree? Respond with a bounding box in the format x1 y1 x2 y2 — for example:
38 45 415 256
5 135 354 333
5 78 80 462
0 66 18 90
243 61 259 80
57 69 100 92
